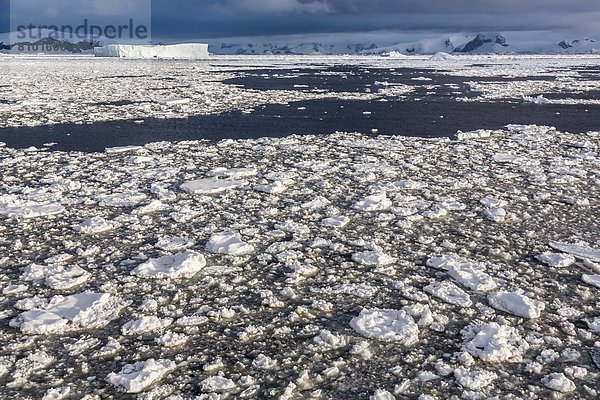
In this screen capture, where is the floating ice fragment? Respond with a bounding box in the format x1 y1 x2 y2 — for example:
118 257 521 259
350 308 419 345
155 237 196 252
11 292 122 334
462 322 529 363
536 252 576 268
582 274 600 288
132 251 206 279
522 95 550 104
0 196 65 219
370 389 395 400
352 251 396 267
483 208 506 222
180 178 248 194
301 196 331 209
106 359 176 393
549 242 600 263
488 291 545 318
209 167 257 179
205 232 254 255
201 376 237 392
541 373 575 393
453 367 497 391
354 192 392 211
74 217 118 234
424 281 472 307
22 264 90 290
255 180 287 194
321 216 350 228
456 129 492 140
121 316 173 335
96 191 148 207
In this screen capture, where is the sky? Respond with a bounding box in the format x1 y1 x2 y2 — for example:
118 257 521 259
1 0 599 44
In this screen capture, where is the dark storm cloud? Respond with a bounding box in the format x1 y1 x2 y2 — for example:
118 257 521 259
151 0 600 39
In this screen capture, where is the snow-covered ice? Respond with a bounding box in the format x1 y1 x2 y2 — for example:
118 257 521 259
106 359 177 393
350 309 419 345
131 251 206 279
487 290 545 318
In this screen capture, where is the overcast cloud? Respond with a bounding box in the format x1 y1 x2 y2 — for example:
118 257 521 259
1 0 599 42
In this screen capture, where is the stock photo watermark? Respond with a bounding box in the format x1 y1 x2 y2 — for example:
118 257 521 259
7 0 152 54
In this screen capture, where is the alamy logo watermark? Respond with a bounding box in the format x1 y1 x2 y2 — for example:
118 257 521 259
8 0 151 54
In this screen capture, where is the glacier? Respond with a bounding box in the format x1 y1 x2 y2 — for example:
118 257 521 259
94 43 209 59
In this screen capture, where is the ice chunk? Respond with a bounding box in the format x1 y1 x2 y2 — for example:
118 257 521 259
74 217 118 234
541 373 575 393
321 216 350 228
121 316 173 335
155 237 195 252
549 242 600 262
352 251 396 267
453 367 497 390
0 196 65 219
350 309 419 345
536 252 576 268
95 43 209 59
582 274 600 288
132 251 206 279
11 292 122 334
429 256 498 291
488 291 545 318
462 322 529 363
522 95 550 104
22 264 90 290
209 167 257 179
96 192 147 207
201 376 237 392
424 281 472 307
181 178 248 194
370 389 396 400
456 129 492 141
353 192 392 211
430 52 453 61
483 208 506 222
106 359 176 393
255 180 287 194
205 232 254 255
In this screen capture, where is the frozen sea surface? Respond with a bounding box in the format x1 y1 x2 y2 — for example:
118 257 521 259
0 55 599 399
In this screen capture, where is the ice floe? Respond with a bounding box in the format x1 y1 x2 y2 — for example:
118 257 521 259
106 359 176 393
350 309 419 345
131 251 206 279
487 290 545 318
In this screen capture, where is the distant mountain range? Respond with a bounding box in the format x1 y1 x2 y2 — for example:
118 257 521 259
209 33 600 55
1 31 598 55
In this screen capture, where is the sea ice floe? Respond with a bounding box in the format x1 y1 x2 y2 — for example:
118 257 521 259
201 376 237 392
96 191 148 207
536 252 576 268
541 373 576 393
456 129 492 140
131 251 206 279
255 180 287 194
209 167 257 179
11 292 122 334
582 274 600 288
321 215 350 227
353 192 392 211
428 255 497 291
74 217 118 234
121 316 173 336
453 367 497 391
155 237 196 252
370 389 396 400
462 322 529 363
350 308 419 345
352 251 396 267
22 264 90 290
424 281 472 307
106 359 176 393
483 208 506 222
180 178 248 194
0 196 65 219
205 231 254 255
487 290 545 318
549 242 600 263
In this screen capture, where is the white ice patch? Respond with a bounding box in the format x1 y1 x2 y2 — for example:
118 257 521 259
370 389 396 400
96 191 147 207
209 167 257 179
488 291 545 318
22 264 90 290
181 178 248 194
582 274 600 288
155 237 196 252
201 376 237 392
424 281 472 307
205 232 254 255
352 251 396 267
11 292 122 334
536 252 576 268
456 129 492 141
353 192 392 211
462 322 529 363
541 373 576 393
121 316 173 335
483 208 506 222
321 215 350 228
255 180 288 194
549 242 600 263
350 308 419 345
74 217 118 234
0 196 65 219
453 367 497 391
106 359 176 393
428 255 497 291
131 251 206 279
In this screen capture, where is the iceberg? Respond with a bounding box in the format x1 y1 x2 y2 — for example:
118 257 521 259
94 43 209 59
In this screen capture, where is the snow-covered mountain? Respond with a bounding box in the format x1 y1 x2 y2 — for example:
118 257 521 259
207 33 599 55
